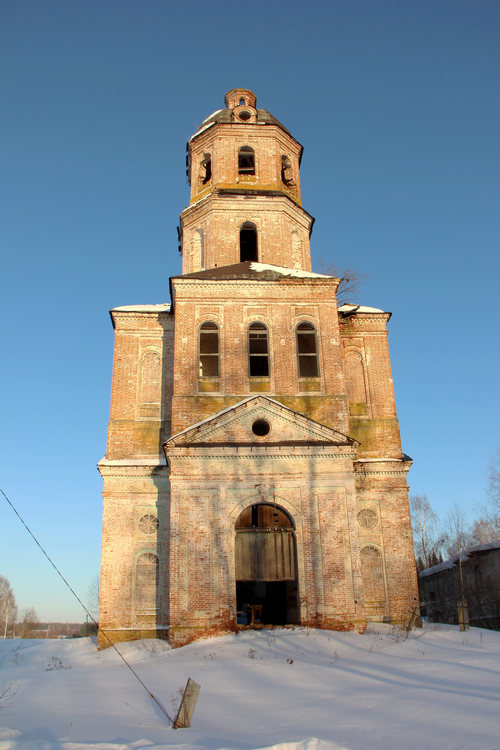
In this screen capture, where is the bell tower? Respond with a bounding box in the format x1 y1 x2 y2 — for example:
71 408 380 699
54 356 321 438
98 88 418 650
180 89 314 273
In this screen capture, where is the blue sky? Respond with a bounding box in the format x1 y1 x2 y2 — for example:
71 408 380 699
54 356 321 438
1 0 499 621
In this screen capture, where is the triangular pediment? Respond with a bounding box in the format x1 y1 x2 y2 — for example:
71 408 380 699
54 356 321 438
165 396 356 450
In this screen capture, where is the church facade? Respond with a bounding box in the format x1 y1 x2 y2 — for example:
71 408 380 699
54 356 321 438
98 89 418 648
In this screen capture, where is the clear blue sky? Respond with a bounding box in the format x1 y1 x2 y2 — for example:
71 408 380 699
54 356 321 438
1 0 498 621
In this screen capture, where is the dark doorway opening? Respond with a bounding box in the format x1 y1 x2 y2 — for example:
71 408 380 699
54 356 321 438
240 223 258 262
236 581 298 625
235 503 299 627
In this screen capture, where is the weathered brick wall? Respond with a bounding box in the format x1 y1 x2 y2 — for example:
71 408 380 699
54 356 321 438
170 276 348 435
98 308 174 647
97 462 170 647
180 193 313 273
188 124 303 206
355 461 418 623
106 309 174 459
339 312 403 459
166 400 366 646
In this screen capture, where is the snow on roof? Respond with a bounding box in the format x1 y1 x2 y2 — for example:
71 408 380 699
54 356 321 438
419 559 457 577
201 109 223 125
420 539 500 577
468 539 500 553
189 120 216 141
249 262 332 279
98 457 167 466
111 303 171 313
356 458 405 463
338 304 385 314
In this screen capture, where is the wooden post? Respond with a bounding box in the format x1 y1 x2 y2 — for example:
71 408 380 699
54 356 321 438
173 678 201 729
405 606 420 632
458 600 469 631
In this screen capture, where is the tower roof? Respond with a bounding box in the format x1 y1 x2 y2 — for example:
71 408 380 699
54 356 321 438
172 261 333 282
190 89 294 141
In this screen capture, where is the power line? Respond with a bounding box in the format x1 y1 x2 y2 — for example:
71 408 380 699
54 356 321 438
0 487 174 725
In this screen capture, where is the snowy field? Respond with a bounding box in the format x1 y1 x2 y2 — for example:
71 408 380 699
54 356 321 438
0 624 499 750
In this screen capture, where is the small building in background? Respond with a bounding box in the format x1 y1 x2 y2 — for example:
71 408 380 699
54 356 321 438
419 541 500 630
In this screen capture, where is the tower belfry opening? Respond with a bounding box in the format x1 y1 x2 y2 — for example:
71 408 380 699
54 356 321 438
97 88 418 650
240 222 258 262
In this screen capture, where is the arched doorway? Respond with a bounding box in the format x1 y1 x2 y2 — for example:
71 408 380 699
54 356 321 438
235 503 299 626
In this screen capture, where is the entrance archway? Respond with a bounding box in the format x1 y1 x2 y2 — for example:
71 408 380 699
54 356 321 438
235 503 299 626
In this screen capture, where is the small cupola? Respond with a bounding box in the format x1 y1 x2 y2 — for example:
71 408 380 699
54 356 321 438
225 88 257 109
225 88 258 124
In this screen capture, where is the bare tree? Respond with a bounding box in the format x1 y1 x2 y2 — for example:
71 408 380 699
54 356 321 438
444 503 472 559
487 448 500 509
0 577 17 639
20 607 39 639
86 573 100 620
317 261 367 306
83 573 100 634
410 495 444 570
469 513 500 545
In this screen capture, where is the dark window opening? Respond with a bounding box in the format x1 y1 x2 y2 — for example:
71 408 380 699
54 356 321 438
239 97 245 105
240 222 258 262
296 321 319 377
236 581 298 626
200 153 211 184
197 153 212 186
238 146 255 175
281 155 294 186
199 321 219 377
248 322 269 376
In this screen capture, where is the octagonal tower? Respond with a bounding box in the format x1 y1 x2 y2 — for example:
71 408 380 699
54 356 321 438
180 89 313 273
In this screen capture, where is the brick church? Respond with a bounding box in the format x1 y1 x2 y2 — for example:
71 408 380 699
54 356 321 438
98 89 418 648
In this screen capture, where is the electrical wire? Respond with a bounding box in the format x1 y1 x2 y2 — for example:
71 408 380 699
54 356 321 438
0 487 174 725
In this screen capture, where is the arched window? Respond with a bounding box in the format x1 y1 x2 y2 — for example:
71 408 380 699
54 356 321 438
238 146 255 175
248 322 269 376
135 552 159 611
360 545 386 612
296 322 319 377
199 153 211 185
199 321 219 377
281 155 294 186
240 222 258 262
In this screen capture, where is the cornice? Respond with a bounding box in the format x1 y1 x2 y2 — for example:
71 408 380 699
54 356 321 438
167 448 357 461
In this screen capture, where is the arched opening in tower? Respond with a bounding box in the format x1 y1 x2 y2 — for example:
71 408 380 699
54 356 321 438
235 503 299 627
240 223 258 262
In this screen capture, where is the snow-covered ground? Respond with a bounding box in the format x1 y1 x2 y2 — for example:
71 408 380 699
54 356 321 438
0 624 499 750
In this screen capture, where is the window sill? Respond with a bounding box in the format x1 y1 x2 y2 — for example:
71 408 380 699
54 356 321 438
249 377 271 392
198 378 221 393
139 404 161 418
349 402 369 416
298 377 321 392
